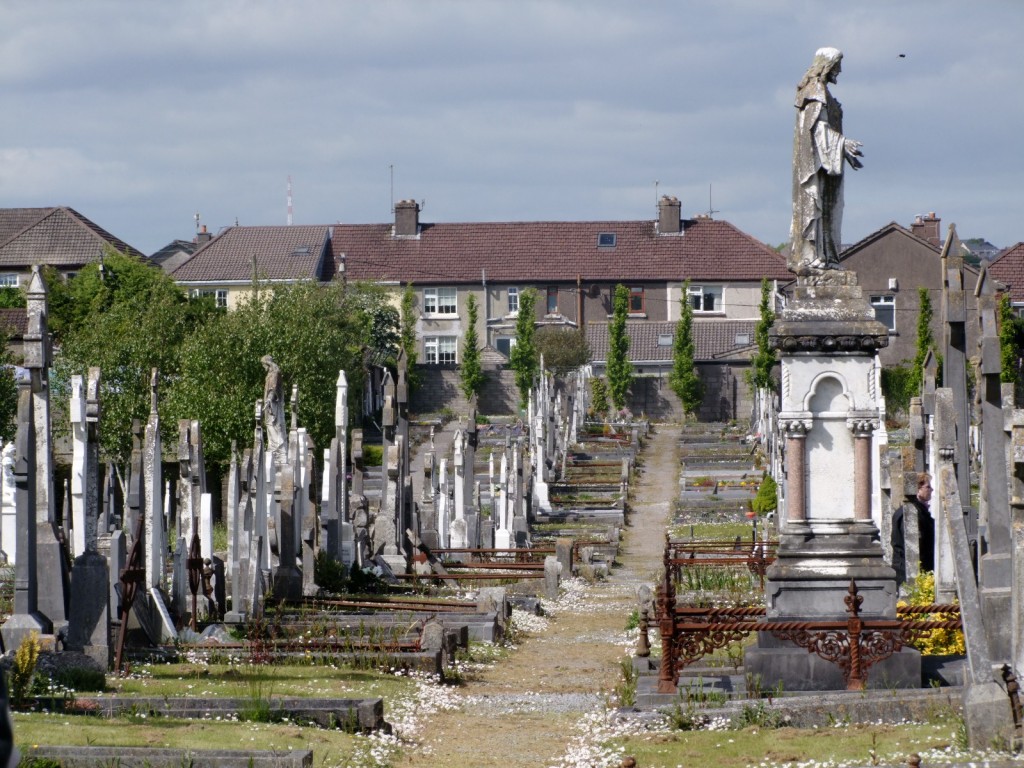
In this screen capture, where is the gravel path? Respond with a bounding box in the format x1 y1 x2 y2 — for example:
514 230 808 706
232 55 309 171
397 424 681 768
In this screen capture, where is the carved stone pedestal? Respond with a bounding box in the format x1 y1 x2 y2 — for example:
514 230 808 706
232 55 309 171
745 521 921 691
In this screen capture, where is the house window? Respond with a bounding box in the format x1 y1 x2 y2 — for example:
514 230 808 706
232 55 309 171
546 286 558 314
871 295 896 331
496 337 516 357
507 287 519 314
689 284 723 313
423 287 457 316
0 274 19 288
598 233 616 247
190 288 228 308
424 335 457 364
657 334 673 347
629 286 645 314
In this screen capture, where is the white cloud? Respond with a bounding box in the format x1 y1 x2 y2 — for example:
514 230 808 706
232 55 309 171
0 0 1021 253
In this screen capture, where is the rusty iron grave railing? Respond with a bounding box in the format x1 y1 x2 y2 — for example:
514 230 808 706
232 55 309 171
652 537 962 693
668 537 777 590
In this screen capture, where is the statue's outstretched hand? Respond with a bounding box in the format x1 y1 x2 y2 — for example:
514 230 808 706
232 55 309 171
844 139 864 169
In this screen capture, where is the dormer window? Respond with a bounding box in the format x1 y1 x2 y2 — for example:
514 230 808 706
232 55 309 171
598 233 616 248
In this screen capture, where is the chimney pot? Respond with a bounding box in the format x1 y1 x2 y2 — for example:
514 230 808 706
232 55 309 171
658 195 681 235
394 199 420 237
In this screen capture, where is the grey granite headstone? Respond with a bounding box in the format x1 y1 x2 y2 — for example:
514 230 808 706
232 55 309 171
543 556 561 600
66 549 110 667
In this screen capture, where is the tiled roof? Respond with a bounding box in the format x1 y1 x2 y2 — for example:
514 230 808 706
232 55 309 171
988 242 1024 303
839 221 940 258
0 207 144 267
587 319 757 364
0 308 27 340
170 226 332 282
332 217 789 284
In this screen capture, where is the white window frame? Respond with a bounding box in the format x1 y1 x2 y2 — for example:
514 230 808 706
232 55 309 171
190 288 228 308
424 335 458 364
423 287 457 316
870 295 896 331
0 274 20 288
689 284 723 313
507 287 519 314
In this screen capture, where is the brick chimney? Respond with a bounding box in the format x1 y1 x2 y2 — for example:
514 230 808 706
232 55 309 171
394 199 420 238
910 212 941 246
195 224 212 246
658 195 682 235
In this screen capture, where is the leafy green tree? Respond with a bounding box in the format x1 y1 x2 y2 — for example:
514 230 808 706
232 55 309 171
0 287 24 309
0 324 17 442
747 278 776 390
909 287 936 395
165 281 394 464
999 292 1024 386
460 294 485 400
534 327 591 377
668 281 703 417
51 251 214 464
399 283 420 389
508 288 538 409
606 284 633 410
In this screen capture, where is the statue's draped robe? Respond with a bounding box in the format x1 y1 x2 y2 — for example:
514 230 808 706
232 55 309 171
789 81 847 272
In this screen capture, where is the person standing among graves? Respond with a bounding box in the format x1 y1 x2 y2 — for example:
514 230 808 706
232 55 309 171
789 47 864 273
891 473 935 583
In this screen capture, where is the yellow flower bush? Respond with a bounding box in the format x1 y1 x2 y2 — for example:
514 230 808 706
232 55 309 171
898 571 966 656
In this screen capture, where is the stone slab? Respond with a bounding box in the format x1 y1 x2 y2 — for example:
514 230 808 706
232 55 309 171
742 645 921 692
22 746 313 768
71 695 384 730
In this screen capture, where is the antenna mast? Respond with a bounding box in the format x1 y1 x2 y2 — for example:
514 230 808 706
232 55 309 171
389 164 395 213
287 175 294 226
707 184 720 219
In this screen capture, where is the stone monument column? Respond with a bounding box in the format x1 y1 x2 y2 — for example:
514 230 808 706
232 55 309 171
743 49 919 692
849 418 877 523
780 419 810 523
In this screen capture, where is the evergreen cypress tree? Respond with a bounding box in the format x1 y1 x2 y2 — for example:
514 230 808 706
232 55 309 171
668 281 703 417
606 284 633 411
460 294 485 399
509 288 538 409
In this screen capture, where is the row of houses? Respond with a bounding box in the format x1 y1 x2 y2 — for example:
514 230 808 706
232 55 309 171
1 200 1020 420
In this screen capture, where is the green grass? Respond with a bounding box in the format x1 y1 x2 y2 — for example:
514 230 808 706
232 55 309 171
14 713 368 767
613 721 961 768
15 661 421 767
111 661 418 700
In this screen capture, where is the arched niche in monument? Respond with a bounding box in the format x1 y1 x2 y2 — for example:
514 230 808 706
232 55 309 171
804 374 855 521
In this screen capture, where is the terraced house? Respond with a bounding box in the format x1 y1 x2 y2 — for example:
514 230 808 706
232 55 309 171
170 196 790 418
0 206 145 285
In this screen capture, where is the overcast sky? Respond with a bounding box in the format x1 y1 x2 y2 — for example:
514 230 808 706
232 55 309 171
1 1 1021 256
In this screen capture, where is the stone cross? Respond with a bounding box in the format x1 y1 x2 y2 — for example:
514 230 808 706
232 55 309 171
143 370 165 591
24 267 67 628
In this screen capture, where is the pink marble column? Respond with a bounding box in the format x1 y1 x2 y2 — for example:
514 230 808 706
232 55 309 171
784 422 808 522
851 420 875 522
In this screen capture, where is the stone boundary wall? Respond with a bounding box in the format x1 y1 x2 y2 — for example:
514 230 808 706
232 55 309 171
410 365 518 415
410 363 752 423
628 364 752 423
